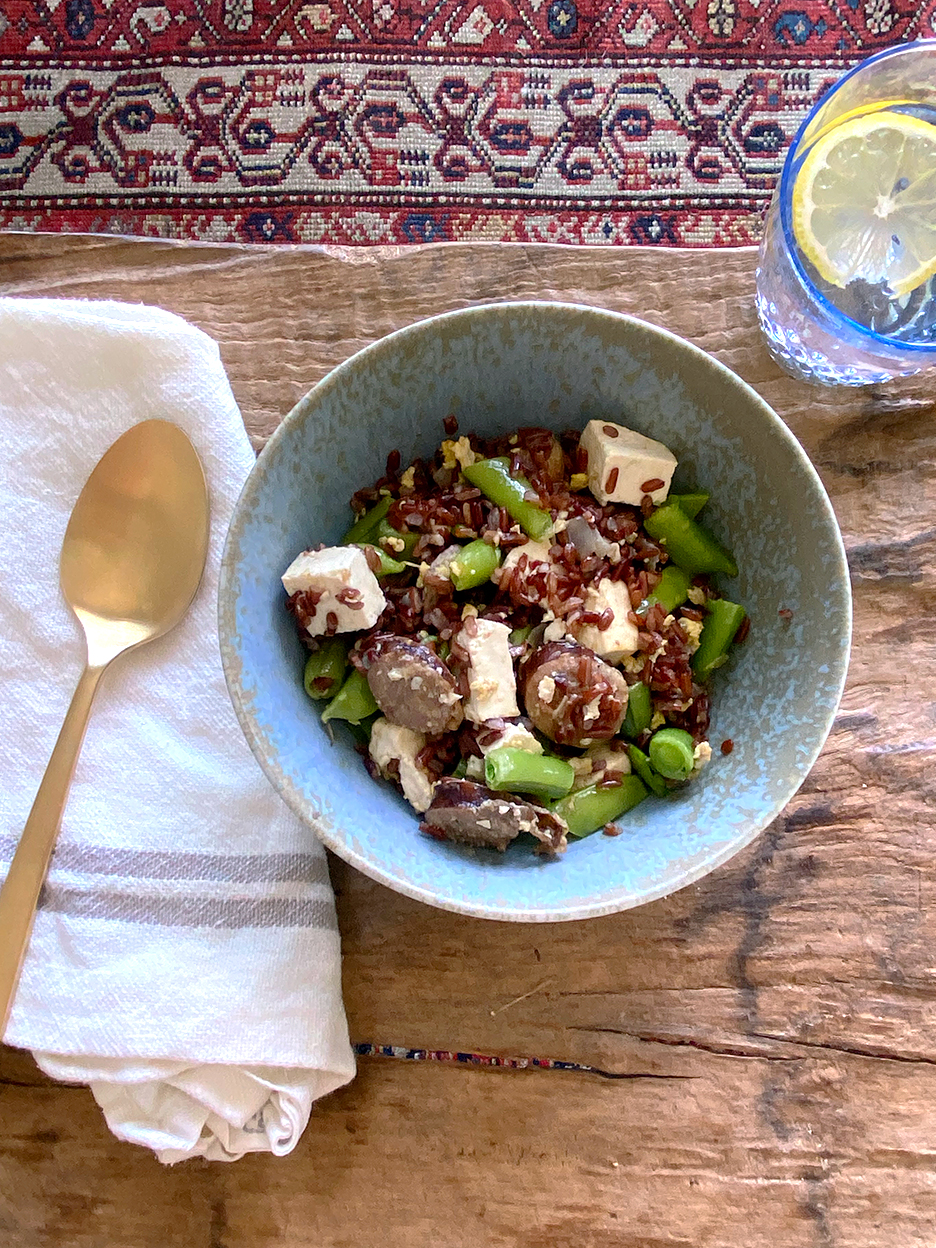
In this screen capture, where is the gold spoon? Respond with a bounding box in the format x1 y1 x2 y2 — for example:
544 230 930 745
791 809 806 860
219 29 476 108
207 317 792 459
0 420 210 1034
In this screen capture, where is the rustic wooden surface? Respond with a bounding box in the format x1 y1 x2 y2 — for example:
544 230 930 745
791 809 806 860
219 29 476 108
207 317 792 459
1 233 935 1248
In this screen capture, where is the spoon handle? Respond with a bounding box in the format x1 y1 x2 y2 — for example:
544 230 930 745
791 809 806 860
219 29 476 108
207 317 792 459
0 662 106 1036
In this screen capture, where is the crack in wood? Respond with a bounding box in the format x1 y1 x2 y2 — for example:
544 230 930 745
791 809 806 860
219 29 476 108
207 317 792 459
748 1033 936 1068
583 1070 698 1082
568 1026 936 1068
566 1026 801 1062
0 1078 83 1090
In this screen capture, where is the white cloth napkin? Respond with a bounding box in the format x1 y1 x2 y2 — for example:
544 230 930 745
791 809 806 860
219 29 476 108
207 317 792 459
0 297 355 1163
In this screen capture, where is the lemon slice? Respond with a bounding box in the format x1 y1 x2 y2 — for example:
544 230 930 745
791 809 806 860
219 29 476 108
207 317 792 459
792 111 936 297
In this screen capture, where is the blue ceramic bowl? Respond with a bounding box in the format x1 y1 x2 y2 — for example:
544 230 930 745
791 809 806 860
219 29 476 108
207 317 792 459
219 303 850 922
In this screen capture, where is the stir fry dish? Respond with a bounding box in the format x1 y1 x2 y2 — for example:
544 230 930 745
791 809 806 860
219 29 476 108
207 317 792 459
282 420 748 856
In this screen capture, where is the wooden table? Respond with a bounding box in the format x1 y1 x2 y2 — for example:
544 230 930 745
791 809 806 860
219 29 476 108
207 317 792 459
1 234 935 1248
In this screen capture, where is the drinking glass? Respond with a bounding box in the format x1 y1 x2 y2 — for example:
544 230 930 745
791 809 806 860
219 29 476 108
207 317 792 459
755 41 936 386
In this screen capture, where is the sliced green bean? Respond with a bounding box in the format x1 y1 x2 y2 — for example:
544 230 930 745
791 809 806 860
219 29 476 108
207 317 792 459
623 681 652 739
647 565 692 614
341 496 391 545
355 544 407 577
345 712 380 747
644 502 737 577
692 598 747 678
553 775 648 839
484 748 575 801
462 457 553 542
669 491 709 518
648 727 695 781
303 638 349 701
450 539 502 591
626 744 668 798
509 624 533 647
321 668 378 725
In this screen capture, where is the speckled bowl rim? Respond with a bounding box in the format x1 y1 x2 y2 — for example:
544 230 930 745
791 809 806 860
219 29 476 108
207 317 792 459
219 301 852 922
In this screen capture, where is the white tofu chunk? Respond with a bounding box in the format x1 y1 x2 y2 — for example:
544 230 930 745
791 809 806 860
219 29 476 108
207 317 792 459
569 742 633 792
586 742 633 776
569 578 640 663
580 419 677 506
478 721 543 756
692 740 713 773
543 618 567 643
465 755 486 781
461 618 519 723
369 718 435 813
281 545 385 637
501 540 552 575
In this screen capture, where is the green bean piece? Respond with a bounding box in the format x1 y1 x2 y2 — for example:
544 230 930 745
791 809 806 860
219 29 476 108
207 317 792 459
509 624 533 647
622 681 653 738
692 598 747 678
648 727 695 781
341 496 392 545
647 565 692 614
462 457 553 541
644 502 737 577
320 668 379 725
626 744 668 798
303 638 349 701
356 544 407 577
553 775 649 839
345 712 380 747
451 757 468 780
450 539 502 591
484 748 575 801
373 517 419 557
669 491 709 519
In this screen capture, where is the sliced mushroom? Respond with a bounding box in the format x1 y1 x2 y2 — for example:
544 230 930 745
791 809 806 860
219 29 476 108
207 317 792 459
364 635 463 735
521 639 628 747
422 779 568 855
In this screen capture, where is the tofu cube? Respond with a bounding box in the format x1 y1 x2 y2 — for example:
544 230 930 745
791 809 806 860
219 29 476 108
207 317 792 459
461 619 519 723
281 545 385 637
570 578 639 664
369 719 435 813
580 420 677 506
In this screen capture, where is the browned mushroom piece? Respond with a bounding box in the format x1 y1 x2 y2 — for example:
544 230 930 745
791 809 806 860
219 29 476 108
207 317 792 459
422 779 568 855
364 635 463 735
521 639 629 747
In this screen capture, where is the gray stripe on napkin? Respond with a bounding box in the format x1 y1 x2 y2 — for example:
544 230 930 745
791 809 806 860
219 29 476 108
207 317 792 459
0 835 330 885
39 884 337 929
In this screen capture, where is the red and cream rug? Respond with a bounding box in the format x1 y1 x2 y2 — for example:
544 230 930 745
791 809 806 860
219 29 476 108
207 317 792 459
0 1 932 245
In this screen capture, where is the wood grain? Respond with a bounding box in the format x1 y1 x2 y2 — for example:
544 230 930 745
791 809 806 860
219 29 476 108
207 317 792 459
2 233 935 1248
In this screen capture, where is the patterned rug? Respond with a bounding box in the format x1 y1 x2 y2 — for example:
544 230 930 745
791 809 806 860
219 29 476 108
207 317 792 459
0 3 933 245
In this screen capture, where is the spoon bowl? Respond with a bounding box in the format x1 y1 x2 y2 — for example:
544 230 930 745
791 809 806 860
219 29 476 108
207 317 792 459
0 419 209 1032
61 419 211 662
